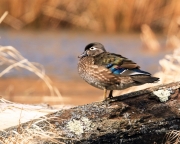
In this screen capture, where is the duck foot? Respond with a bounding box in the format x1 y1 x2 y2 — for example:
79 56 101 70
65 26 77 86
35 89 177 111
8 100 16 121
108 90 113 99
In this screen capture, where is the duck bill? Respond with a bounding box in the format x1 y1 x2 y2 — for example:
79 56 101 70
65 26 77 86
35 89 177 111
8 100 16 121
78 51 87 58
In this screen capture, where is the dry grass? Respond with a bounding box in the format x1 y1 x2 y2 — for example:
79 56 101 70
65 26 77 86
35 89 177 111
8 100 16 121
0 0 180 32
140 24 161 53
0 97 73 143
0 45 62 97
0 12 66 141
0 11 8 24
0 117 64 144
155 48 180 83
163 130 180 144
0 10 63 99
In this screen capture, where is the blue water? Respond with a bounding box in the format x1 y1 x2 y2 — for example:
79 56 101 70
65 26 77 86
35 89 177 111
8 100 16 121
0 30 169 80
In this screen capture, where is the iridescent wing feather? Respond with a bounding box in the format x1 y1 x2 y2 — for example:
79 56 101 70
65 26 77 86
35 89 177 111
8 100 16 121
94 53 151 76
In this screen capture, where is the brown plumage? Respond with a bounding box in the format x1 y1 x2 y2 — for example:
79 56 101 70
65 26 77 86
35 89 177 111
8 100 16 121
78 42 159 100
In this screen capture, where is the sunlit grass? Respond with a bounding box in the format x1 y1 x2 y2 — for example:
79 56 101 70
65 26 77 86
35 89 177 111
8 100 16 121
0 115 65 144
0 97 73 143
0 0 180 33
0 46 62 97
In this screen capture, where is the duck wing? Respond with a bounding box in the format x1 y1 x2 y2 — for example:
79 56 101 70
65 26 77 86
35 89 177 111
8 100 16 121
94 52 151 76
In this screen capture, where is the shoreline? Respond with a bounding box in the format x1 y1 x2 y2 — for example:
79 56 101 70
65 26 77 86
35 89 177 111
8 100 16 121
0 77 102 105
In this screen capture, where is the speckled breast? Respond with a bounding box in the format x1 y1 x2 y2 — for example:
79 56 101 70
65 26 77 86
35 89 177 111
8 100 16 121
78 57 106 90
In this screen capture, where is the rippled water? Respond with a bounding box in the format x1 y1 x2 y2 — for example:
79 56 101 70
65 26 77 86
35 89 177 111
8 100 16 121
0 30 169 80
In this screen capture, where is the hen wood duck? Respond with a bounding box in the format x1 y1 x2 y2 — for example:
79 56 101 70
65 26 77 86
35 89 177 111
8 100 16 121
78 42 159 100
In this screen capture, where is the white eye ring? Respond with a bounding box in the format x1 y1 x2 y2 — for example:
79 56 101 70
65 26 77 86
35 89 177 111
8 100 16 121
90 47 97 50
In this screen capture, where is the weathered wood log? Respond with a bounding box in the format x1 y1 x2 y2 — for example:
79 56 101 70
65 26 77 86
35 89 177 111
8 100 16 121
1 82 180 144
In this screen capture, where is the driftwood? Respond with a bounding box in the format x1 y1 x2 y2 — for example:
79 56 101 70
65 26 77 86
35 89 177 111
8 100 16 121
2 82 180 144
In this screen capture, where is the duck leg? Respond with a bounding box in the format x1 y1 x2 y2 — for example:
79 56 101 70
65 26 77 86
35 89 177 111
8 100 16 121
108 90 113 99
103 89 107 100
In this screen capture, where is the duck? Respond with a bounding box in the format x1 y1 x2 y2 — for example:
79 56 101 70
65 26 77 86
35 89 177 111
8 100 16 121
78 42 159 100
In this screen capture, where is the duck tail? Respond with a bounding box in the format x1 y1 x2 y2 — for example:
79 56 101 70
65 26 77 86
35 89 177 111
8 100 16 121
131 75 159 84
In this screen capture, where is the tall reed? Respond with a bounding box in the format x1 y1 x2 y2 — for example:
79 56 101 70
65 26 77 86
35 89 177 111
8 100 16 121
0 0 180 33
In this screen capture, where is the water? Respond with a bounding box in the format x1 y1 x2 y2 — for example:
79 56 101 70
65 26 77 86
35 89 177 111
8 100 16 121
0 30 169 80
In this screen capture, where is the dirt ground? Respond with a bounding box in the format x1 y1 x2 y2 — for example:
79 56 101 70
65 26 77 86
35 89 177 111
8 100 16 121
0 77 103 106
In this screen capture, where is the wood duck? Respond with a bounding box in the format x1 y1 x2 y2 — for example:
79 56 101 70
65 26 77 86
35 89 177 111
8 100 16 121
78 42 159 100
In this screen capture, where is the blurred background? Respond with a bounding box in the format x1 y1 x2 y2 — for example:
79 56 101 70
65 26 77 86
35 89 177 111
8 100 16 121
0 0 180 105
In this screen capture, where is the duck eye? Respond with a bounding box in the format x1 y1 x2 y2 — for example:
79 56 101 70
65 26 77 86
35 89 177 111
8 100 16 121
90 47 96 50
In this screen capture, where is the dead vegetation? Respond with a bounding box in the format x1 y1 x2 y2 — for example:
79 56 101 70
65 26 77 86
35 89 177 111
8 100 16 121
0 13 67 143
0 97 73 144
0 0 180 32
0 11 61 97
0 45 62 97
0 116 64 144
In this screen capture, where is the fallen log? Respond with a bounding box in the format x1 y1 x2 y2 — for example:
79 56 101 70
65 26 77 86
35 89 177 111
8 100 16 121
1 82 180 144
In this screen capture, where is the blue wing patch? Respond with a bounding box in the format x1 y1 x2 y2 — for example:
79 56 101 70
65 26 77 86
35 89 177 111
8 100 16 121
106 63 151 76
110 67 126 74
106 63 126 74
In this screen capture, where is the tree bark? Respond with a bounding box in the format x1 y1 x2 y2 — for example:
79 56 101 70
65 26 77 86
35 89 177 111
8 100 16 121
2 82 180 144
